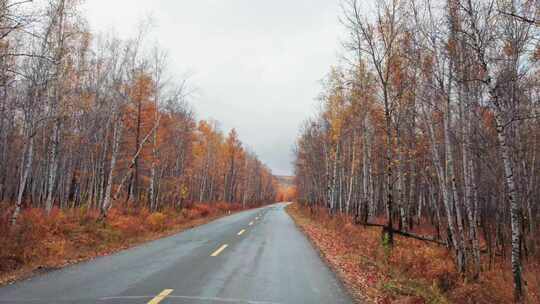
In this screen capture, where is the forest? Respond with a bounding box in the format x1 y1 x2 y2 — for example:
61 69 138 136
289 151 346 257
293 0 539 302
0 0 277 282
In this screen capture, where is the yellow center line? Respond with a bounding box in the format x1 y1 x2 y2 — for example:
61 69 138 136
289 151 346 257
147 289 173 304
237 229 246 236
249 221 254 226
211 244 228 257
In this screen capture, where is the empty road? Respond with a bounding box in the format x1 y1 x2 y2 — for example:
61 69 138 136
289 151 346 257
0 203 353 304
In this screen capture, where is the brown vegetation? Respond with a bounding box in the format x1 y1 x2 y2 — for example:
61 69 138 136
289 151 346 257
287 203 540 304
0 202 245 285
294 0 539 302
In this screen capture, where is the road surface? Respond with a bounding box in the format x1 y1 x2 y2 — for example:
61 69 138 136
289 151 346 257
0 203 353 304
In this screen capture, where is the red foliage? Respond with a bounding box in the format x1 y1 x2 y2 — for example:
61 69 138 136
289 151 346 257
0 202 251 285
192 204 212 217
286 203 540 304
146 213 167 232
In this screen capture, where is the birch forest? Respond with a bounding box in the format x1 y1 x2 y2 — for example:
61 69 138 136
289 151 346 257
294 0 539 302
0 1 277 225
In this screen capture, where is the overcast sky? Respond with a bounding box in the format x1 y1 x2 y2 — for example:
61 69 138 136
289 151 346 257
82 0 343 176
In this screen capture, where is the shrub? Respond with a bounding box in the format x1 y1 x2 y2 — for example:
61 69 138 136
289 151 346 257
193 204 211 217
228 203 243 211
43 239 67 262
147 212 167 232
215 202 230 212
0 203 243 282
15 209 50 263
109 213 145 238
183 209 201 220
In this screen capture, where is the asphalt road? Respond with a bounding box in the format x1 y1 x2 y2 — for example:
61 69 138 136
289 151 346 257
0 203 353 304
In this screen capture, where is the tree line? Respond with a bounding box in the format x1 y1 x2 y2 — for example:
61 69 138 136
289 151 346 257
0 1 277 225
294 0 538 302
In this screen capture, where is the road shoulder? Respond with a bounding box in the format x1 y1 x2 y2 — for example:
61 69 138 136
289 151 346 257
285 203 369 304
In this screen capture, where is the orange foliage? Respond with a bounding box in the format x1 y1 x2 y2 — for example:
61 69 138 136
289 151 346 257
146 213 167 232
276 186 297 202
192 204 212 217
0 202 251 284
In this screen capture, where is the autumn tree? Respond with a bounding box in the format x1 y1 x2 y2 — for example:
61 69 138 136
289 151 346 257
295 0 540 302
1 2 277 226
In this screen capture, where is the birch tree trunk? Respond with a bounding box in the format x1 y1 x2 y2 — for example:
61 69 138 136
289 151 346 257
444 82 466 272
100 117 122 217
45 0 67 214
397 133 407 231
422 97 465 272
461 88 481 278
362 115 371 222
101 117 123 218
45 121 60 213
12 134 34 225
346 134 356 215
495 108 523 302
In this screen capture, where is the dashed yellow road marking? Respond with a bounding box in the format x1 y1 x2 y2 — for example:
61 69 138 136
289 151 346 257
211 244 228 257
237 229 246 236
249 221 254 226
147 289 173 304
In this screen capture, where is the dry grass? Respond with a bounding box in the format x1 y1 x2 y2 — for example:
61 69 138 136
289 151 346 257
286 203 540 304
0 202 245 285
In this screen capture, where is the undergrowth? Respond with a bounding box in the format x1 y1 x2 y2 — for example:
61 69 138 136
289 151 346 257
0 202 244 284
286 203 540 304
